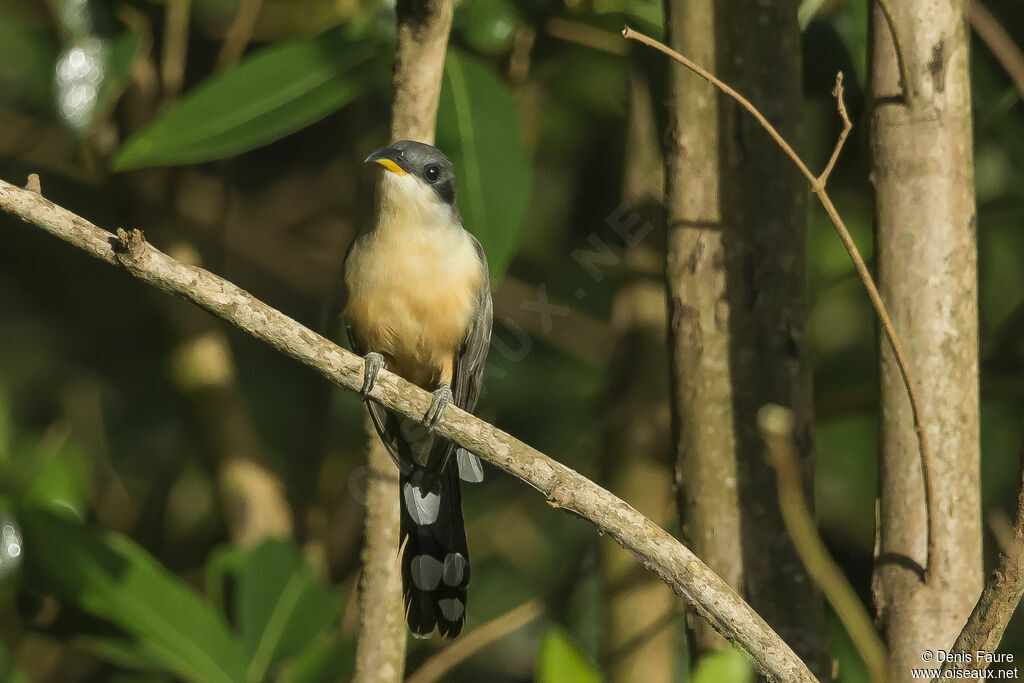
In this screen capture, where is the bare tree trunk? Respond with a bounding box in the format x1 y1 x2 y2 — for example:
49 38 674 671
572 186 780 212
353 435 407 683
353 1 453 679
663 0 745 657
600 67 676 683
716 2 830 677
869 1 982 679
391 0 454 144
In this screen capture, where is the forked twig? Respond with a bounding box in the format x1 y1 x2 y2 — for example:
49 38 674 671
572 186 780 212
818 73 851 185
623 25 937 582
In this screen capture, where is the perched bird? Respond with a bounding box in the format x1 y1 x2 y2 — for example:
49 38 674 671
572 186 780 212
343 140 492 638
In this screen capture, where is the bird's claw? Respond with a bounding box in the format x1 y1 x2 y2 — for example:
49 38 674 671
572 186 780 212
361 352 385 397
422 383 452 430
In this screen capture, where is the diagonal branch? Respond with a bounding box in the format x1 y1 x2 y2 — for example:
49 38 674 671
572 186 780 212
623 25 937 584
0 176 819 683
935 446 1024 681
759 405 888 683
968 0 1024 104
406 599 544 683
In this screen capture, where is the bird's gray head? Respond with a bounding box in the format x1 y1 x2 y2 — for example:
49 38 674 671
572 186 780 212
365 140 457 207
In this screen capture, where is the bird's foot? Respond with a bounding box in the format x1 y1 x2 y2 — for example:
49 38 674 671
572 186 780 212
422 383 452 430
361 352 385 397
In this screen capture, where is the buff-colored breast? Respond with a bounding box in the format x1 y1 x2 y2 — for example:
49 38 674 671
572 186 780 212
344 175 483 390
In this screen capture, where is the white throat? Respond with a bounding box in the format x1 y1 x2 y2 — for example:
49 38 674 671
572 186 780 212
376 171 457 234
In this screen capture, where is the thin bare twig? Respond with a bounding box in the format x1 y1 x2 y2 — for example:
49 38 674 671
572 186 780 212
623 25 937 584
406 599 544 683
546 18 628 55
968 0 1024 103
818 73 851 185
759 406 888 683
215 0 264 71
0 177 819 683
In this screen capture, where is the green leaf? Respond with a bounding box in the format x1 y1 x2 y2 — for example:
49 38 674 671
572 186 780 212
205 543 248 612
236 540 339 682
798 0 829 28
536 627 601 683
22 435 92 518
113 28 380 170
437 49 531 285
690 648 752 683
21 509 247 683
75 636 168 673
97 32 140 119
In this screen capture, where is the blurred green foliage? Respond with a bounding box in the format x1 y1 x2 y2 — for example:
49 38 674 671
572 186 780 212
689 648 751 683
0 0 1021 681
437 48 531 282
536 627 601 683
114 28 382 170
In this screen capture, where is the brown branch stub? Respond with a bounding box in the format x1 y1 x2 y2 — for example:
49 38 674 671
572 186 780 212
623 24 937 585
0 176 819 683
114 227 146 256
24 174 41 194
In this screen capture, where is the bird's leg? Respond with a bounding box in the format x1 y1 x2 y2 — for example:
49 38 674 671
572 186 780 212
361 352 385 397
422 382 452 430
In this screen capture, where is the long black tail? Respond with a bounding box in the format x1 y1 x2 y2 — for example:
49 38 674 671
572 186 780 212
399 462 469 638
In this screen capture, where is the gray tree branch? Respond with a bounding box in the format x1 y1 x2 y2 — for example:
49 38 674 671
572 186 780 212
0 176 819 682
936 451 1024 680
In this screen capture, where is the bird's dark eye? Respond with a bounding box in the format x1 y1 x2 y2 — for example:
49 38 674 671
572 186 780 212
424 164 441 183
